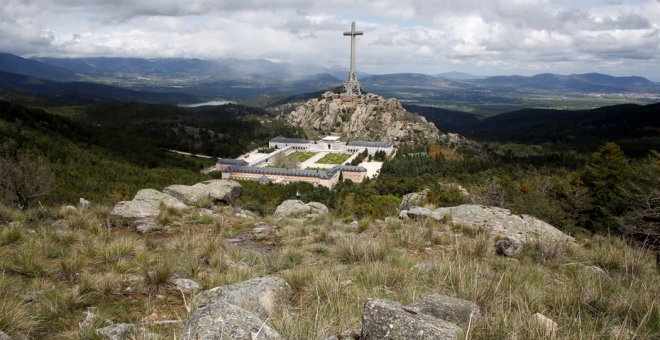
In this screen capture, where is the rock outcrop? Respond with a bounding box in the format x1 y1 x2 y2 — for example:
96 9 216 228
406 204 574 244
164 180 241 205
281 92 441 144
274 200 329 218
134 189 187 210
407 294 481 328
192 276 291 318
361 298 463 339
110 189 186 227
110 180 242 229
400 189 431 210
181 300 283 340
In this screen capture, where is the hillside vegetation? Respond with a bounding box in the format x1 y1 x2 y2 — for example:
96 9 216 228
407 103 660 156
0 100 299 205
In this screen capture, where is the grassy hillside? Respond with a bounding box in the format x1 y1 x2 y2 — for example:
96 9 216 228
0 201 657 338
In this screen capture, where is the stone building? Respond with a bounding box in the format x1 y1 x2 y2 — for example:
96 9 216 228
220 164 367 188
268 135 394 156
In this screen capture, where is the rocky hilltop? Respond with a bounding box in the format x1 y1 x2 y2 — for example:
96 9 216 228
281 91 442 144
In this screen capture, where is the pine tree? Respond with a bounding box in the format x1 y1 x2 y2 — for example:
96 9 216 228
581 142 634 232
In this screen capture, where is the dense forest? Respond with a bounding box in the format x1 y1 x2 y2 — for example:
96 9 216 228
0 99 299 205
406 103 660 156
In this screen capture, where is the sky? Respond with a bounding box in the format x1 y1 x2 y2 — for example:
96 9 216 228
1 0 660 79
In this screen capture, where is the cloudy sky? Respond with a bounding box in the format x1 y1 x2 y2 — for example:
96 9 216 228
2 0 660 79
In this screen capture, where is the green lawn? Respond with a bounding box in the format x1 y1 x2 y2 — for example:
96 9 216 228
290 151 318 162
317 153 352 164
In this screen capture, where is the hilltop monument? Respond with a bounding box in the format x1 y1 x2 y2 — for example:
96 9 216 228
343 21 363 96
279 20 455 147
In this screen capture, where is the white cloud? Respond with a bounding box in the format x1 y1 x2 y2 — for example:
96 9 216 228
1 0 659 78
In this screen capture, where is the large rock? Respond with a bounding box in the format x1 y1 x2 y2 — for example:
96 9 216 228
164 180 241 205
181 300 282 340
274 200 328 218
405 206 447 221
192 276 291 318
407 204 574 244
400 189 431 210
205 180 242 203
280 92 442 145
407 294 481 328
110 200 160 223
164 184 208 205
306 201 329 216
361 298 462 340
134 189 187 210
110 189 186 227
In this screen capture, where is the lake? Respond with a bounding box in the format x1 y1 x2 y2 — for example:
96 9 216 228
179 100 234 108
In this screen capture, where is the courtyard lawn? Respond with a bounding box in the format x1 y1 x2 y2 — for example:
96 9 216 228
317 153 352 164
290 151 318 162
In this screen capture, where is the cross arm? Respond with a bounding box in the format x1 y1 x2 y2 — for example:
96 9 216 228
343 31 364 36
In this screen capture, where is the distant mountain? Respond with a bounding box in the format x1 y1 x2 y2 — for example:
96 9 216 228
0 71 199 105
362 73 457 87
0 53 79 81
478 73 656 92
34 56 330 82
435 72 483 80
6 53 659 112
34 56 220 79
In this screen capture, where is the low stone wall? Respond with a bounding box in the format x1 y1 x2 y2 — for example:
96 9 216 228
225 172 323 187
342 171 365 182
222 168 364 188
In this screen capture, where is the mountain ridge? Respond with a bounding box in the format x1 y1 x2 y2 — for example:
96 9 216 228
0 70 199 105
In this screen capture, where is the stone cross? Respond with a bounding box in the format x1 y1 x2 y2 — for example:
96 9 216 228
343 21 363 96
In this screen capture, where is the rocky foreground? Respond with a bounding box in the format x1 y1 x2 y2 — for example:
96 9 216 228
101 181 587 339
1 180 656 339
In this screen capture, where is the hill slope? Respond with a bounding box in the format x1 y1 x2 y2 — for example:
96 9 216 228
0 71 199 105
0 53 79 81
407 103 660 154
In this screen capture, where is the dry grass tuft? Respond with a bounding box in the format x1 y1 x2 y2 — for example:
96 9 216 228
0 276 37 337
334 234 390 263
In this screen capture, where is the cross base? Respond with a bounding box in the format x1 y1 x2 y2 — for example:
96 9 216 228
343 80 362 97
